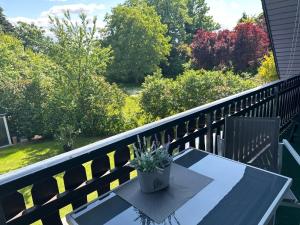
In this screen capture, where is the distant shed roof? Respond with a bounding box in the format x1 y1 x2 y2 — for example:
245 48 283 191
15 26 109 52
262 0 300 79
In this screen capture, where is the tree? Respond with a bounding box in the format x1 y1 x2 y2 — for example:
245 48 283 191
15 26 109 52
214 30 236 69
238 12 256 24
46 12 126 144
137 0 219 77
257 51 278 83
232 22 269 73
14 22 52 53
0 7 14 33
238 12 267 33
0 34 60 138
191 29 217 70
185 0 220 42
191 29 235 70
191 22 269 73
49 12 111 81
103 3 171 83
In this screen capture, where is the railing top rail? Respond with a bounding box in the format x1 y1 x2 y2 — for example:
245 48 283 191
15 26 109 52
0 76 299 191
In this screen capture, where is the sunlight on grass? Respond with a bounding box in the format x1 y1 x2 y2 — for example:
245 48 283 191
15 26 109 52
0 136 137 225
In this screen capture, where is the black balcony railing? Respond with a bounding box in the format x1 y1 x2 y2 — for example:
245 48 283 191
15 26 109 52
1 75 300 225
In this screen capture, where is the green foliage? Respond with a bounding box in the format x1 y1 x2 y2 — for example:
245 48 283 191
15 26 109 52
185 0 220 42
55 124 81 151
49 12 112 79
257 52 278 83
0 7 14 33
175 70 258 111
122 96 147 130
0 34 60 138
134 0 219 77
161 43 192 77
14 22 52 53
137 0 219 45
103 3 171 83
0 13 127 145
140 69 259 119
44 12 126 138
140 71 176 119
131 135 172 172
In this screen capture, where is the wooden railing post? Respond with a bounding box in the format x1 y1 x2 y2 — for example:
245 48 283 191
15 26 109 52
0 192 7 224
272 86 279 117
206 112 213 153
0 205 6 225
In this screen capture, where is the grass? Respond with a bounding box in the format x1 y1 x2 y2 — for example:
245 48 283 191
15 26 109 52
0 137 100 174
119 83 142 95
0 137 137 225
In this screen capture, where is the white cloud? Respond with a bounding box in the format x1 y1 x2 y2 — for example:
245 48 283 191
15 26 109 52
207 0 263 29
41 3 106 17
8 3 107 37
9 16 50 28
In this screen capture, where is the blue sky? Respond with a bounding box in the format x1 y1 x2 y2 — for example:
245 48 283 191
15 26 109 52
0 0 263 32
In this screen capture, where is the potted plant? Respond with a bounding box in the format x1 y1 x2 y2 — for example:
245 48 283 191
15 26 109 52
131 135 172 193
55 124 80 152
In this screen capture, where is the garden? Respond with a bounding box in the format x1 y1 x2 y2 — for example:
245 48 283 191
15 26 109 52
0 0 276 176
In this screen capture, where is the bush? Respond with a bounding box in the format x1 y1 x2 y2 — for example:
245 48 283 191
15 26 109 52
42 75 126 138
176 70 258 111
257 52 278 83
139 71 176 120
139 69 259 119
0 34 60 138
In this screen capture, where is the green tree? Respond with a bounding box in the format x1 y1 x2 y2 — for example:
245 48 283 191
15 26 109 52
0 34 60 138
103 3 171 83
135 0 219 76
0 7 14 33
49 12 112 81
47 12 126 145
14 22 52 53
186 0 220 42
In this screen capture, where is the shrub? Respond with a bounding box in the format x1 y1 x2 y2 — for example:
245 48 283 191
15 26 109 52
0 34 60 138
257 52 278 83
139 71 176 120
139 69 259 119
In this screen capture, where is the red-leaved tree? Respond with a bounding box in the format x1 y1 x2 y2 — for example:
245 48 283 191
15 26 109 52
191 22 269 73
232 22 269 72
191 29 217 70
215 30 236 69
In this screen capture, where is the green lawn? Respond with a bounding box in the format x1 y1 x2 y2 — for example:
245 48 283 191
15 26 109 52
0 137 100 174
0 137 135 225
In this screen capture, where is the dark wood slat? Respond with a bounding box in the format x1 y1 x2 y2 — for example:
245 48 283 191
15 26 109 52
2 191 26 223
91 155 111 196
31 177 62 225
114 146 131 184
63 165 87 209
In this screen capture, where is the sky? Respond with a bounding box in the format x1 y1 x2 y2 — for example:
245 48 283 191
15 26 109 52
0 0 263 32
